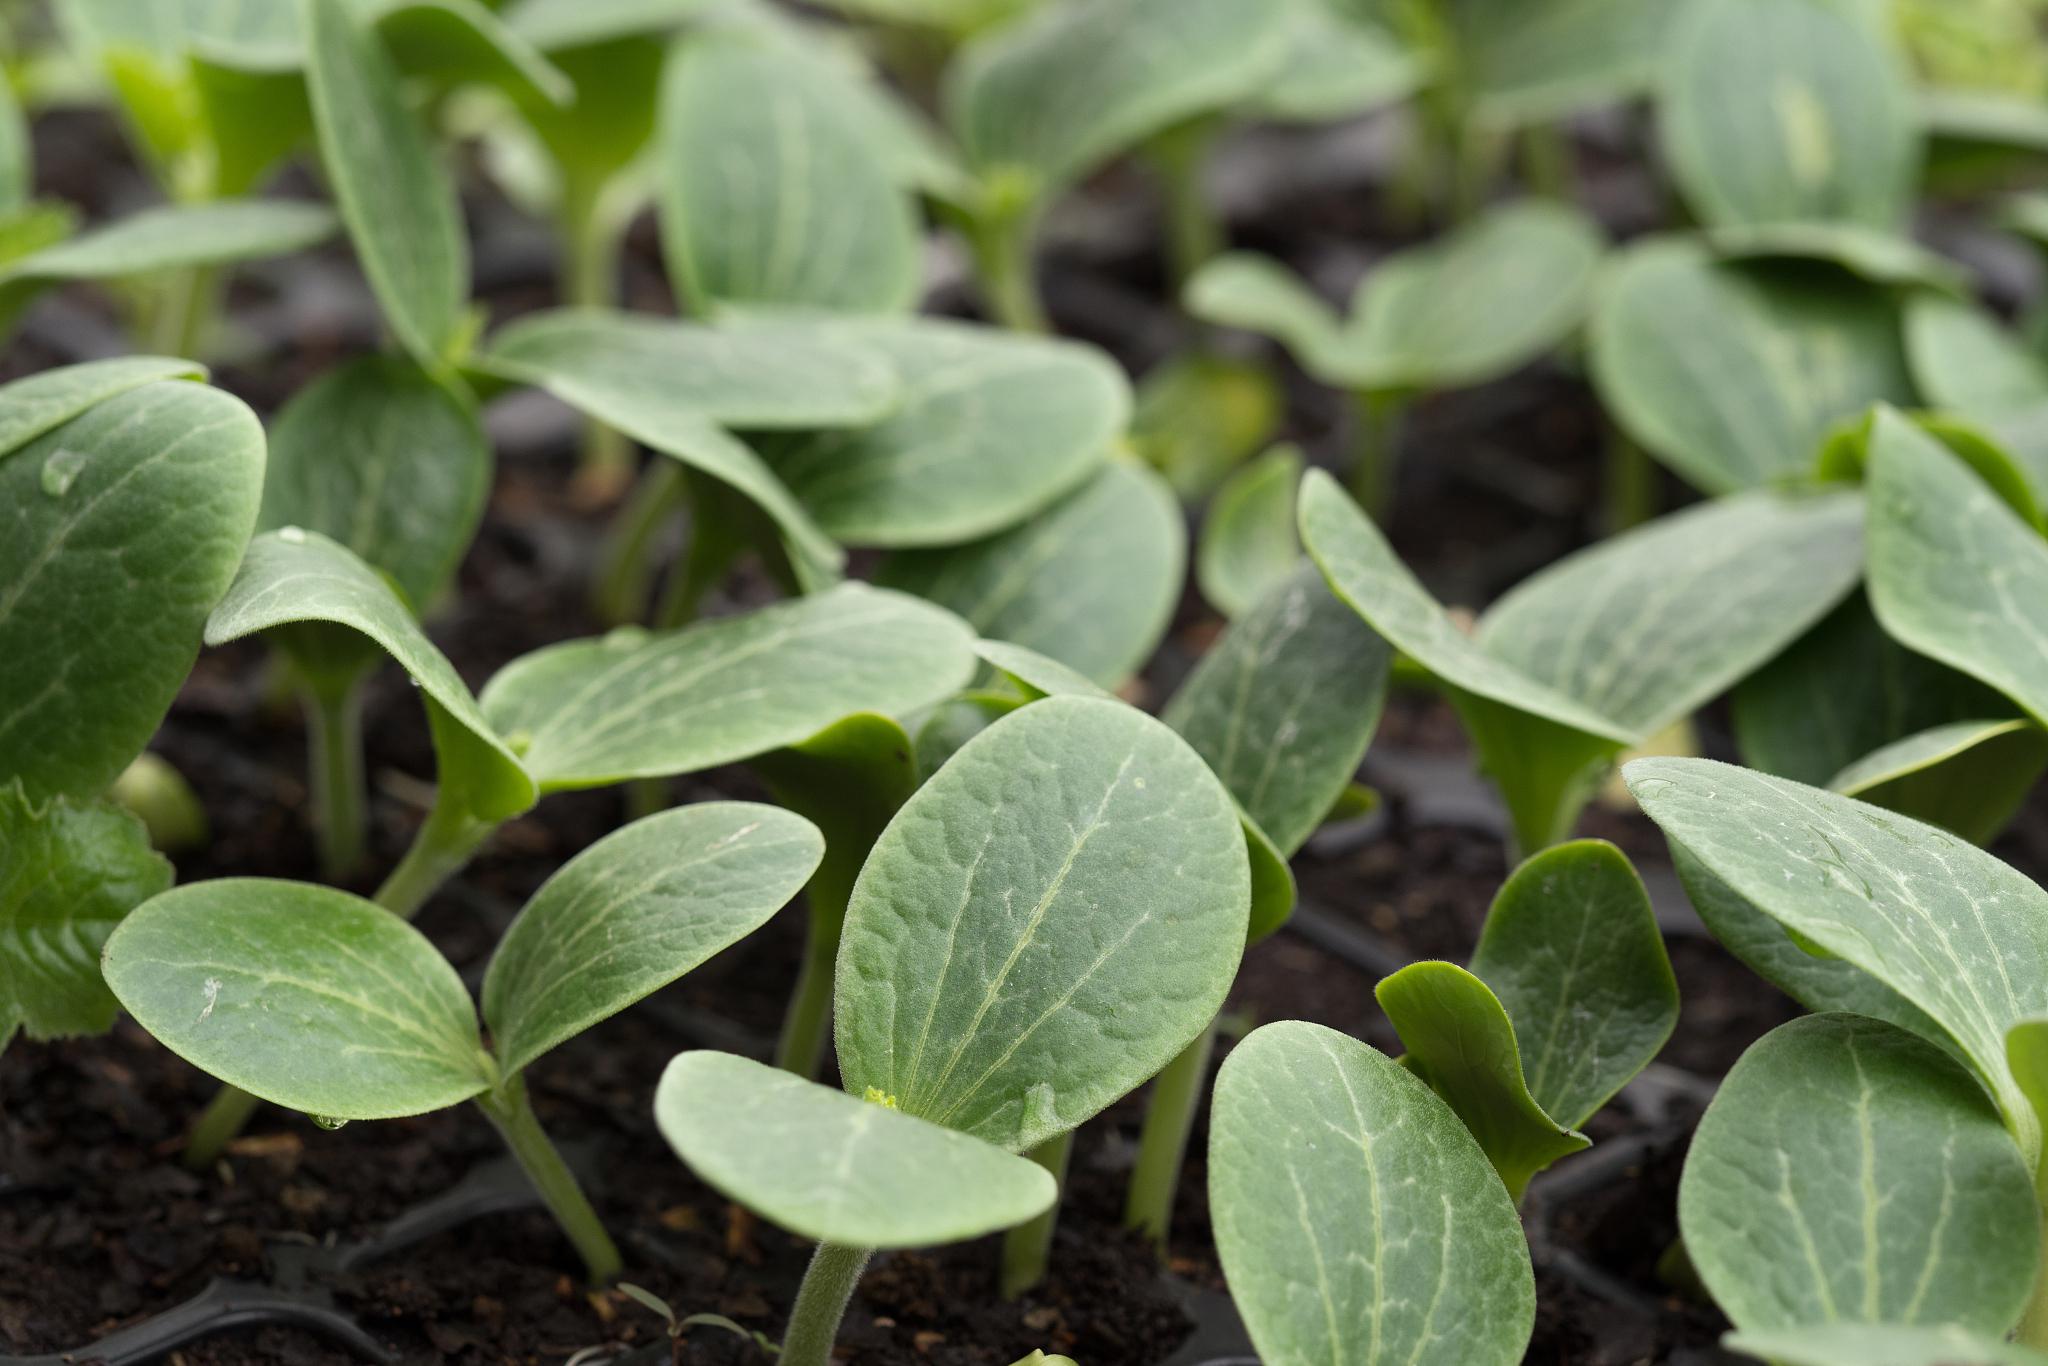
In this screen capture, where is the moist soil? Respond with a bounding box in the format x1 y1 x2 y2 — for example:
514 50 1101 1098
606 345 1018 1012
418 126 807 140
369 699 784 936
1 100 2008 1365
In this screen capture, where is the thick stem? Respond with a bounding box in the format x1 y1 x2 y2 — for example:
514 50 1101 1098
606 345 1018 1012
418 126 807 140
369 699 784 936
1000 1130 1074 1299
475 1074 622 1286
968 204 1049 334
149 263 223 359
372 789 497 921
593 460 689 627
781 1243 874 1366
1349 388 1410 521
774 900 843 1080
1123 1015 1219 1252
304 676 368 883
183 1083 263 1170
1601 424 1658 535
562 178 633 501
1149 121 1223 291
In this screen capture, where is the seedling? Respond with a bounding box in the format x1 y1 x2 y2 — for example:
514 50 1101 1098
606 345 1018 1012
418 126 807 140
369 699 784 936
1188 201 1603 515
104 801 827 1285
1624 758 2048 1346
1298 467 1865 853
657 695 1252 1365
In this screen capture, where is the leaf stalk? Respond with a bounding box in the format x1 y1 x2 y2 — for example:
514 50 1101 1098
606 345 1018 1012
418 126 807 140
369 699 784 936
1000 1128 1074 1299
474 1072 622 1287
1122 1013 1219 1252
781 1242 874 1366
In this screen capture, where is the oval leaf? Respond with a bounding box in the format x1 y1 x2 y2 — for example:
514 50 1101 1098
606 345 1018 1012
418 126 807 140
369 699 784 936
483 803 823 1074
1197 445 1303 621
1680 1014 2036 1333
1210 1021 1534 1366
103 878 492 1119
0 355 205 459
1831 719 2048 846
836 695 1250 1151
655 1050 1056 1247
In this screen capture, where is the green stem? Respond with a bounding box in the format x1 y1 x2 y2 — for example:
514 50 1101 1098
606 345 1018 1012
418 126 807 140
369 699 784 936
372 787 497 921
968 203 1049 334
652 472 749 632
562 178 633 498
1000 1130 1073 1299
182 1083 262 1170
1601 424 1657 535
148 263 222 359
1349 388 1409 521
1519 122 1573 200
1123 1015 1218 1253
593 460 689 627
781 1243 874 1366
304 676 367 883
2022 1203 2048 1348
475 1073 622 1286
773 899 843 1080
1149 120 1223 291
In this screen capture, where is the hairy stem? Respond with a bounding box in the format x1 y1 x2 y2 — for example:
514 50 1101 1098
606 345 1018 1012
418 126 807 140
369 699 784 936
593 460 688 627
1000 1129 1074 1299
304 675 368 883
182 1083 262 1170
1123 1015 1219 1252
1601 424 1658 535
476 1074 621 1286
773 899 843 1080
373 789 497 921
781 1243 874 1366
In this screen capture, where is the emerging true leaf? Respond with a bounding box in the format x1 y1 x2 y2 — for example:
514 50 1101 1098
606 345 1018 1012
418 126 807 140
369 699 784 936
1680 1014 2037 1334
0 783 171 1048
1209 1021 1534 1366
836 696 1250 1152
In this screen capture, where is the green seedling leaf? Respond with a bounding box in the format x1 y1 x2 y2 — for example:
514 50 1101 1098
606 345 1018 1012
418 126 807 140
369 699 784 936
1679 1014 2037 1333
1448 0 1672 129
756 319 1127 547
483 803 822 1074
1868 409 2048 731
1726 1322 2048 1366
305 0 470 368
1129 354 1281 502
1376 961 1590 1200
1477 487 1865 736
1625 757 2048 1162
0 197 337 330
1198 446 1302 620
480 583 976 792
1831 719 2048 845
876 461 1183 689
1 783 172 1048
205 530 536 821
1590 238 1914 492
1735 591 2016 789
260 354 490 610
189 49 316 197
2 377 262 800
0 355 204 459
836 695 1250 1152
1163 562 1390 858
655 1050 1056 1247
1704 221 1968 293
1247 2 1418 123
1907 294 2048 414
944 0 1290 202
1188 202 1603 393
1659 0 1919 230
1470 840 1677 1131
823 0 1032 36
504 0 713 51
102 878 495 1119
658 33 919 315
1209 1021 1534 1366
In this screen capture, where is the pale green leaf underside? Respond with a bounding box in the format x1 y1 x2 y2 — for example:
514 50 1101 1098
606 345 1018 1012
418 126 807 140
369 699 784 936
659 34 919 315
259 354 489 609
205 530 536 820
0 198 336 290
2 380 263 801
0 356 206 462
876 461 1184 689
1726 1322 2048 1366
655 1050 1056 1247
1659 0 1918 231
1590 237 1913 493
1868 411 2048 732
1298 469 1631 744
1451 0 1672 129
0 783 171 1047
483 803 821 1075
1377 961 1589 1200
1198 446 1302 621
1679 1014 2036 1334
1247 3 1419 123
974 639 1111 702
1905 294 2048 416
1477 488 1865 736
1626 757 2048 1162
1164 561 1389 858
480 583 976 791
1210 1021 1534 1366
755 318 1127 548
1471 839 1677 1131
836 696 1249 1152
944 0 1290 196
504 0 712 51
1705 222 1966 293
103 878 492 1119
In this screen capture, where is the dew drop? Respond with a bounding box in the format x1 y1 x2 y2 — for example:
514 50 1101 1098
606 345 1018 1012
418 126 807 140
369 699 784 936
406 674 421 689
310 1114 349 1131
40 447 87 496
278 525 308 544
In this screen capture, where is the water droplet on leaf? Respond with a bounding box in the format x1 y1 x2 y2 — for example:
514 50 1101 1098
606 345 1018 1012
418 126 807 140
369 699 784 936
310 1114 348 1131
278 526 307 544
40 447 87 496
